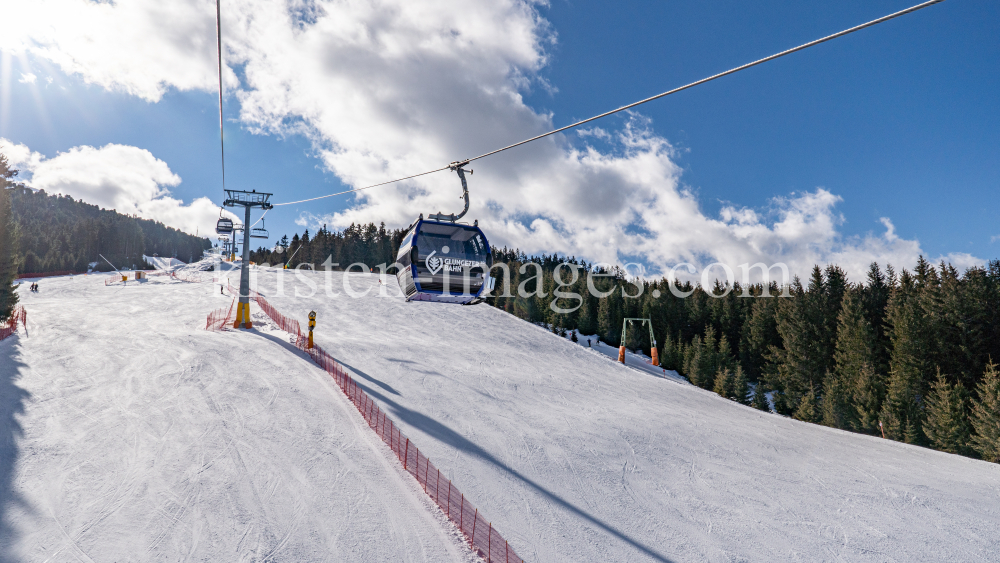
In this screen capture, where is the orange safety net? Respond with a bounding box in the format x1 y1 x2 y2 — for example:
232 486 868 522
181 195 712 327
247 291 525 563
0 306 26 342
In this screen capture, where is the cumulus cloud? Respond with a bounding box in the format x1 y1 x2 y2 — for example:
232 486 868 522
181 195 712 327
2 0 982 281
0 0 229 101
1 139 237 237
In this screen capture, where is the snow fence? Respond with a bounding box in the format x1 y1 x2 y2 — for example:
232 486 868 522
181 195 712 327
0 306 26 342
170 270 204 283
228 288 525 563
205 297 237 331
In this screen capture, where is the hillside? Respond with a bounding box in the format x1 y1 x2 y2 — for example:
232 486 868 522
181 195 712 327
2 265 999 562
9 187 212 274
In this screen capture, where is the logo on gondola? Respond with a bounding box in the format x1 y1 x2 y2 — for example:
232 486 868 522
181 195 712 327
426 251 443 275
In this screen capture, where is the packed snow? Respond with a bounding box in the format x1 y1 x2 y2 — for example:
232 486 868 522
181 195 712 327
2 263 999 562
1 272 476 562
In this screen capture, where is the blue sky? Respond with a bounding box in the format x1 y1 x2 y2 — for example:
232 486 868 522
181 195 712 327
1 0 997 278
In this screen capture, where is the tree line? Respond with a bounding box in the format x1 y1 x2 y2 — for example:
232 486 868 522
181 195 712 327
0 153 212 322
251 224 1000 463
10 186 211 273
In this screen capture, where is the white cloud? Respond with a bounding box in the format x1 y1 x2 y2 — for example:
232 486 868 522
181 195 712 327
1 139 237 237
2 0 982 281
0 0 230 101
18 72 36 84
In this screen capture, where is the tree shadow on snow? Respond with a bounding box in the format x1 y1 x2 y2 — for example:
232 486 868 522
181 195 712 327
243 329 674 562
0 339 29 563
245 330 401 397
357 383 677 563
336 360 401 397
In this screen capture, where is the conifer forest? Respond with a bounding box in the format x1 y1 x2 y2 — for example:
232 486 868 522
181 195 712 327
253 224 1000 463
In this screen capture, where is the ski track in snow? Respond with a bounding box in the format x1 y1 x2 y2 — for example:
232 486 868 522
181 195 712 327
1 265 999 562
258 268 1000 563
1 271 477 563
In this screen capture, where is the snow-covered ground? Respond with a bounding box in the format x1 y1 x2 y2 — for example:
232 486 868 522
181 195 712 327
1 272 475 562
3 265 1000 562
143 256 186 270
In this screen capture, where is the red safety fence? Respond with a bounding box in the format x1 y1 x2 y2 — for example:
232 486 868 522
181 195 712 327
0 306 26 342
171 270 205 283
248 292 524 563
205 297 237 331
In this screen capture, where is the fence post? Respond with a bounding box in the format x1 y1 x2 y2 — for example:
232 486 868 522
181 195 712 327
447 480 451 517
460 493 464 532
404 439 409 470
489 522 492 562
472 508 478 549
436 469 440 505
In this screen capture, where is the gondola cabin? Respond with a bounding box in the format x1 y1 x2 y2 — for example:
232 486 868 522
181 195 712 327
216 217 234 235
395 218 494 304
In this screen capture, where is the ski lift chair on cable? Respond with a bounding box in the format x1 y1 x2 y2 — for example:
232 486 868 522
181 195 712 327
216 211 234 235
395 162 494 305
250 219 269 239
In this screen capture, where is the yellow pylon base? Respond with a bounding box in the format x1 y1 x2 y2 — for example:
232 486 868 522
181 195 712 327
233 302 253 329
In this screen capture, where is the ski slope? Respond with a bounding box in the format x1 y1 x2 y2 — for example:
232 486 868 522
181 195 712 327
2 265 1000 562
1 272 476 562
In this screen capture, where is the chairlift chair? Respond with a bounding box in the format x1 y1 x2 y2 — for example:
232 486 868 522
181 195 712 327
250 219 269 239
395 162 494 305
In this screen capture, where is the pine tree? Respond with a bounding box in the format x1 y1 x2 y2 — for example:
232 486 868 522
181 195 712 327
853 363 884 435
832 289 878 431
861 262 893 376
682 335 699 379
717 333 736 373
660 335 677 371
751 382 770 412
880 272 928 444
821 370 852 430
794 390 817 423
731 365 749 405
686 336 705 387
597 294 614 345
740 296 779 382
697 326 718 390
923 370 971 455
970 362 1000 462
713 368 733 399
0 154 20 322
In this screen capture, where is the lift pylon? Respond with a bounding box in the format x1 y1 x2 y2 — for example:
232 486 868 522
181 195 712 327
223 189 273 329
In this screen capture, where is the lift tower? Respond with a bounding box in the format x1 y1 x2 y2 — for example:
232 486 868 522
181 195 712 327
223 189 273 329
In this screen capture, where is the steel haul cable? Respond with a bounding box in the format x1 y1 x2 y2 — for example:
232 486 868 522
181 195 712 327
272 0 945 207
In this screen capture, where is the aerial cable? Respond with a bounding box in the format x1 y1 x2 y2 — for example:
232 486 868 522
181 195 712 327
215 0 226 191
272 0 945 207
247 208 269 230
272 166 450 206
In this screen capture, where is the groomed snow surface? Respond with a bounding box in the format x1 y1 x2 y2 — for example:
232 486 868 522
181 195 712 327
3 264 1000 562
